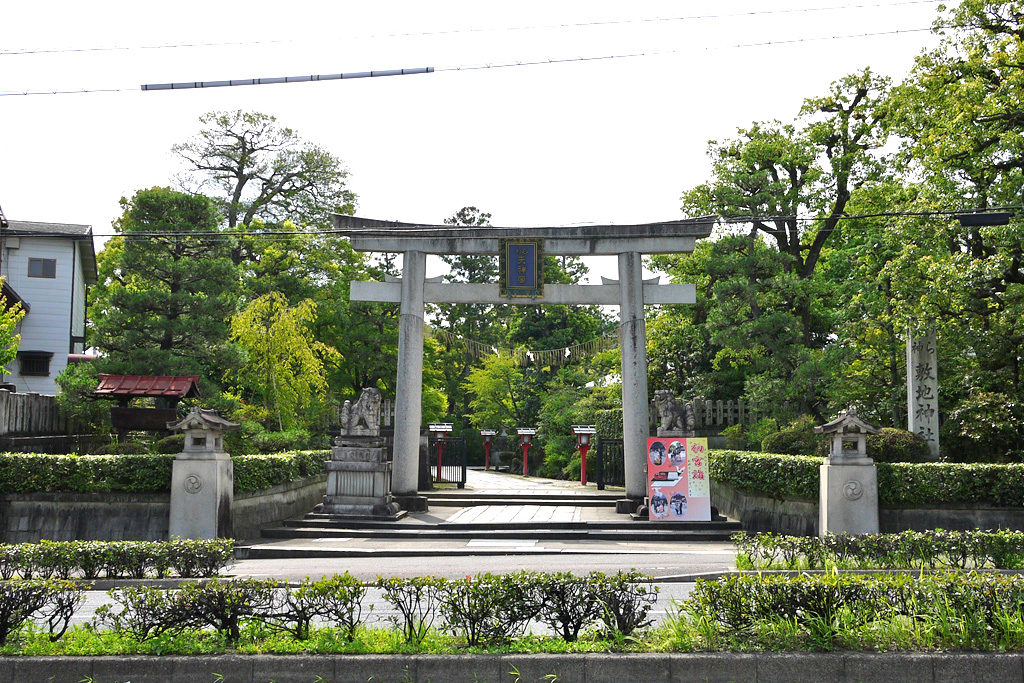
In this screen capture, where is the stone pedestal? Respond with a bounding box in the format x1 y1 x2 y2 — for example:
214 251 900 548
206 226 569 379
322 437 405 519
170 456 233 539
819 461 879 536
167 408 239 540
815 407 881 536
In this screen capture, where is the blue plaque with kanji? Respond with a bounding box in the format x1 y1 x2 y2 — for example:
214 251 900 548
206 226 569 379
499 238 544 297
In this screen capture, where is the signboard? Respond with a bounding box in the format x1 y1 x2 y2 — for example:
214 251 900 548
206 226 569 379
428 423 453 433
499 238 544 298
646 437 711 522
516 427 537 436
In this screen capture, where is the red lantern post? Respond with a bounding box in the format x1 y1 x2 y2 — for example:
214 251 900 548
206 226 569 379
428 423 453 483
572 425 596 486
517 428 536 476
480 429 497 470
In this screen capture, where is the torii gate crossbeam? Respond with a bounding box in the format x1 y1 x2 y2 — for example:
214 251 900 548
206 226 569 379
332 215 714 511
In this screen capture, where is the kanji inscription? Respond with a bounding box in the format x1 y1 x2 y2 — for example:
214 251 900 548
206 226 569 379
906 328 939 458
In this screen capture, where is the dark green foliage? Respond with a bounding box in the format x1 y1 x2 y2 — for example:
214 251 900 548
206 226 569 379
378 576 446 645
232 450 327 492
760 415 822 455
248 428 313 454
0 579 83 645
438 571 543 646
176 579 278 644
941 392 1024 462
0 450 326 494
680 571 1024 649
95 585 186 641
534 571 605 642
711 449 1024 507
709 450 822 501
54 362 110 434
591 570 660 637
0 540 233 580
270 573 367 641
92 442 150 455
734 530 1024 570
153 434 186 454
865 428 931 463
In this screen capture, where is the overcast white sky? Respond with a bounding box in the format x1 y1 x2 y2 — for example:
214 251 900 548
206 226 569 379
2 1 941 280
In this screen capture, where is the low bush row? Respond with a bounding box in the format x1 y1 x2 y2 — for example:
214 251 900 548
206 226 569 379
0 540 234 580
671 571 1024 650
709 449 1024 507
0 451 328 494
733 530 1024 570
97 571 657 646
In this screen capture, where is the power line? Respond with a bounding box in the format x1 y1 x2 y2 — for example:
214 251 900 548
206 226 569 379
0 24 942 97
0 1 941 58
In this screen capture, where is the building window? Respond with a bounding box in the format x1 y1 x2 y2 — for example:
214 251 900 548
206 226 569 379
28 258 56 278
18 351 53 376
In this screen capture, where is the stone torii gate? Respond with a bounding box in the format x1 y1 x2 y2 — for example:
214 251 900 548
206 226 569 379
333 215 714 509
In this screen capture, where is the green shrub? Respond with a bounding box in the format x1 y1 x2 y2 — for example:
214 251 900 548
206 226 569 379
590 570 659 637
866 428 931 463
942 391 1024 462
534 571 605 642
232 450 328 492
153 434 186 454
96 585 185 641
93 442 151 455
711 450 1024 508
0 450 327 494
176 578 278 644
378 576 446 645
439 571 542 646
0 540 233 580
251 428 312 454
760 415 822 455
720 424 747 450
733 530 1024 570
0 578 83 645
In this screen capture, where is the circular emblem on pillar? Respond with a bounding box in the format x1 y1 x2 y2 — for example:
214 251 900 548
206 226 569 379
843 480 864 501
184 474 203 494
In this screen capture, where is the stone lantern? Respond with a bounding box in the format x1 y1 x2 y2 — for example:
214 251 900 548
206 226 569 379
167 407 239 540
814 408 881 536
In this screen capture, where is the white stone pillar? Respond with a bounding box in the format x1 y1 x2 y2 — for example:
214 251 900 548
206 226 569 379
618 252 649 500
392 250 426 495
907 328 940 459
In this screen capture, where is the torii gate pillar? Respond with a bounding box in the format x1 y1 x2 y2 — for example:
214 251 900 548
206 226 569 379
618 252 650 501
392 250 426 497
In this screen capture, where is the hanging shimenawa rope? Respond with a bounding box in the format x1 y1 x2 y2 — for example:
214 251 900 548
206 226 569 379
426 325 619 367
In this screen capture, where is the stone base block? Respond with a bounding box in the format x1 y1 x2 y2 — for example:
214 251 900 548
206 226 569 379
616 498 641 514
820 462 879 536
395 494 429 512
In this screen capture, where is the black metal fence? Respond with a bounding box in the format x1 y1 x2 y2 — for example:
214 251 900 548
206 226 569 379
595 438 625 490
427 435 467 488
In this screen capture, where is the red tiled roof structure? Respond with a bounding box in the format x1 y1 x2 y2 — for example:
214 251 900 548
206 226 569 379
94 375 201 399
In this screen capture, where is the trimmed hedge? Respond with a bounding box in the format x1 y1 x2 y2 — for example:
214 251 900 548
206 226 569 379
0 450 328 494
733 530 1024 570
710 449 1024 507
0 539 234 580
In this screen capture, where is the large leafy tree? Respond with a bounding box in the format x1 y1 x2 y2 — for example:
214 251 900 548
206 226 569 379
229 292 337 430
90 187 239 393
173 110 356 230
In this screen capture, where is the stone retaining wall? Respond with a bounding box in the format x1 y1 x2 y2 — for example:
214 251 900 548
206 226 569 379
0 652 1016 682
0 475 326 543
713 480 1024 536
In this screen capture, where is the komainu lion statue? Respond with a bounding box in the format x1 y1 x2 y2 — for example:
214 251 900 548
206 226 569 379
340 387 382 436
653 389 696 435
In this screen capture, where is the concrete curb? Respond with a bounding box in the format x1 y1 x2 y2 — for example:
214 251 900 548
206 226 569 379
0 652 1020 682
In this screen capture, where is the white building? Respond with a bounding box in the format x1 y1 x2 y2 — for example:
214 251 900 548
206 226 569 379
0 220 97 395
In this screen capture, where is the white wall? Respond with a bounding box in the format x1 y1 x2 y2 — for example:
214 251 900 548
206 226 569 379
1 236 78 395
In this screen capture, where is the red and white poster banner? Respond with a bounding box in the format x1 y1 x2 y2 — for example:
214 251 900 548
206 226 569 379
647 437 711 522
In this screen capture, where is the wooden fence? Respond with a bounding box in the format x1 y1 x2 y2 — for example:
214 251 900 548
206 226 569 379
687 399 793 429
0 391 69 436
